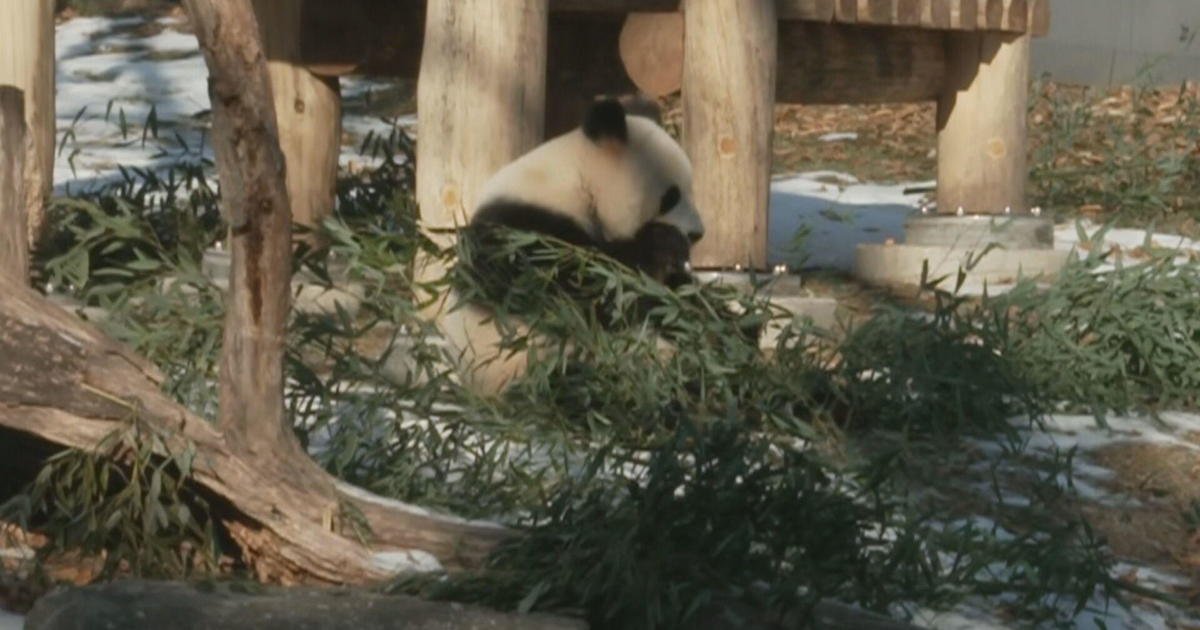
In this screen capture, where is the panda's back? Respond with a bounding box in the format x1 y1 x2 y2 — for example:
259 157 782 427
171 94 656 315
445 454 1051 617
474 129 598 236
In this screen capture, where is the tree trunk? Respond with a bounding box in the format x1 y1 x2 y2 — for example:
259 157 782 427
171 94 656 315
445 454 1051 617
0 87 27 281
0 273 510 582
182 0 302 462
0 0 54 252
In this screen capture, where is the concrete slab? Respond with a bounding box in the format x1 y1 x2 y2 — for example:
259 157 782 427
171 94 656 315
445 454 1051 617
694 270 840 339
855 243 1069 290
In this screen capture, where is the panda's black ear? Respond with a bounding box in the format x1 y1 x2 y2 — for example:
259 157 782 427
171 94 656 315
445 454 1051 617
582 98 628 144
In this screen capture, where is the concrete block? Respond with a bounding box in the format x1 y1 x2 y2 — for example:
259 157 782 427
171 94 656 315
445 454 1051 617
855 243 1069 289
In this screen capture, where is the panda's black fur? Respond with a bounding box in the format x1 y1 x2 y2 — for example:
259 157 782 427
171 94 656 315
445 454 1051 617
440 98 754 396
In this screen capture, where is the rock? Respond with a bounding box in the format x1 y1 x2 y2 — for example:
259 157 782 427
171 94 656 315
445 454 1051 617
25 579 587 630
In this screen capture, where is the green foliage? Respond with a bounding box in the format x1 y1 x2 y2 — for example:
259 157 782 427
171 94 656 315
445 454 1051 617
983 236 1200 416
25 121 1200 627
0 420 219 579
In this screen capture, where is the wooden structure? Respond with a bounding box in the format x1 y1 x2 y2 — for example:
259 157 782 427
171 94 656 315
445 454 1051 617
0 87 27 280
0 0 55 251
289 0 1049 271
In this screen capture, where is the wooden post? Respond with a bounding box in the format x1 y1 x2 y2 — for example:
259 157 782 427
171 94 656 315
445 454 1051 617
415 0 548 230
0 87 27 281
682 0 777 270
936 31 1030 215
0 0 54 251
251 0 342 245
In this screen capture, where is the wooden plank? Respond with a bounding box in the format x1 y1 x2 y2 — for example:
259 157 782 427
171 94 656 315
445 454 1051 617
789 0 837 21
978 0 1003 29
834 0 857 22
1002 0 1027 31
552 0 678 10
777 23 945 104
1028 0 1050 36
896 0 924 25
949 0 977 30
864 0 893 23
927 0 952 28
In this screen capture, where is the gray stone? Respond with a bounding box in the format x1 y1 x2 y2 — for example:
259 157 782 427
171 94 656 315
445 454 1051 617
25 580 586 630
855 242 1069 290
903 215 1053 250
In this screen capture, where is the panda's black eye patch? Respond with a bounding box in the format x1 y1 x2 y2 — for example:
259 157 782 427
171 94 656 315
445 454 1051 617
659 186 681 215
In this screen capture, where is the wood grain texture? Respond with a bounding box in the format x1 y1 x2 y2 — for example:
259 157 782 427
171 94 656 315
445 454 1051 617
0 0 54 250
683 0 777 269
185 0 299 468
415 0 548 229
937 31 1030 215
0 274 510 581
782 0 1047 33
619 12 684 97
0 87 26 281
777 24 945 104
253 0 341 242
600 21 946 104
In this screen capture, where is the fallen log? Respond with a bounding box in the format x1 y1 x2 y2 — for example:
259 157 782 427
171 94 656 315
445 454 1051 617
0 273 510 583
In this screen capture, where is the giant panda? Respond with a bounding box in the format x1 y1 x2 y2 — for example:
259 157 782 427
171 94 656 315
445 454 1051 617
437 98 706 396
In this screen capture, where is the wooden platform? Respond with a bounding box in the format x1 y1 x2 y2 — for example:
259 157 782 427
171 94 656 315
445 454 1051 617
270 0 1054 271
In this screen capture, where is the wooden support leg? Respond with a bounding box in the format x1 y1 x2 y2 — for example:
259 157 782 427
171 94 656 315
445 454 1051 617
413 0 548 389
415 0 548 231
252 0 341 244
0 0 54 251
0 87 27 281
936 31 1030 215
682 0 777 270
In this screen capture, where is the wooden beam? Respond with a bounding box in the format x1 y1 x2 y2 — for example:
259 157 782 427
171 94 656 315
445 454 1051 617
777 24 945 104
683 0 777 270
936 31 1031 215
1028 0 1050 36
0 0 54 251
0 87 26 282
612 20 945 105
789 0 836 21
780 0 1047 34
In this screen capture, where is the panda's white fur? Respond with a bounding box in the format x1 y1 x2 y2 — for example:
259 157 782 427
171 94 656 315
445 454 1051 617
476 114 704 244
436 101 704 396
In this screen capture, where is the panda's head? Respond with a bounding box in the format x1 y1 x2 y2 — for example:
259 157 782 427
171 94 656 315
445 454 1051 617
580 99 705 246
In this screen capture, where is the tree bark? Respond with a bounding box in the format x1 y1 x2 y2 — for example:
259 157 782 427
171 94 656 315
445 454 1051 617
0 273 510 582
0 86 27 281
182 0 302 463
